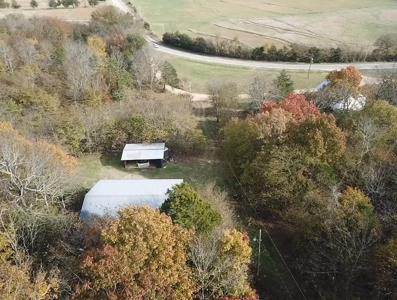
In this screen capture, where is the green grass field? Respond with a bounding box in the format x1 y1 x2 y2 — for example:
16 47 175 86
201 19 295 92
135 0 397 48
77 154 222 189
164 56 327 93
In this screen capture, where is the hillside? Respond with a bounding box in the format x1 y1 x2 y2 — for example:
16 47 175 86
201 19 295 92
134 0 397 48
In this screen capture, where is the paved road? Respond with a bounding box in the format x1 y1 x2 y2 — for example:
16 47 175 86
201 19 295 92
149 38 397 71
113 0 397 72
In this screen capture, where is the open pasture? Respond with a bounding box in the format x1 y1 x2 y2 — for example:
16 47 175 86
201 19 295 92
135 0 397 48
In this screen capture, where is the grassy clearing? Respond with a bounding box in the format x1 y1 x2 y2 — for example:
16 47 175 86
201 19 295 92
76 153 222 189
164 56 327 93
135 0 397 47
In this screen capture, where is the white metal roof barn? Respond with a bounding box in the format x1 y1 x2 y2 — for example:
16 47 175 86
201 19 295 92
80 179 183 220
121 143 168 161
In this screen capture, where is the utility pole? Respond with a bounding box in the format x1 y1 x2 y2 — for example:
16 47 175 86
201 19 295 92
257 229 262 275
308 57 313 79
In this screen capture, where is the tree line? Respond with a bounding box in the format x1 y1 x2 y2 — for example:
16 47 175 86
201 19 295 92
163 31 397 63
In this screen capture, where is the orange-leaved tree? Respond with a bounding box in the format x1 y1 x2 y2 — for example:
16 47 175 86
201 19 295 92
327 66 363 91
78 207 195 300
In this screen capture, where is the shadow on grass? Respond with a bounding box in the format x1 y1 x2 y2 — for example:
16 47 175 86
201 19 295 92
99 152 125 170
249 224 306 300
198 118 219 142
97 152 224 186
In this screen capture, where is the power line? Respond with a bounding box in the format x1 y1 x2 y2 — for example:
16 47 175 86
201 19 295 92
226 161 308 300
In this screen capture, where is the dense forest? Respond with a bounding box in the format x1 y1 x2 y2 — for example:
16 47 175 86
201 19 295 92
0 6 396 300
221 68 397 298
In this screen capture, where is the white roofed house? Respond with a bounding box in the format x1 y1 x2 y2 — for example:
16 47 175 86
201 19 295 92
80 179 183 220
121 143 168 168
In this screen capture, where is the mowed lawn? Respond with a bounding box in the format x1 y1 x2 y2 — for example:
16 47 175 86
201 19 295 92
76 154 222 189
164 56 327 93
135 0 397 48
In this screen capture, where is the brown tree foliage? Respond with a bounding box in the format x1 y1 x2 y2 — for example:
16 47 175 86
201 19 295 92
376 238 397 298
78 207 195 300
0 228 60 299
0 122 76 206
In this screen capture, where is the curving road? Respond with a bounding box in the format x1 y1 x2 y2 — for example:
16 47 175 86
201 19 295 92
114 0 397 72
148 37 397 71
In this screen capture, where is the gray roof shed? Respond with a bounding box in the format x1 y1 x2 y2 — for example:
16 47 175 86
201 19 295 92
121 143 168 161
80 179 182 220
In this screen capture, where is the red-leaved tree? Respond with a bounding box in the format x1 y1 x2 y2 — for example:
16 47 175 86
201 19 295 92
262 94 321 122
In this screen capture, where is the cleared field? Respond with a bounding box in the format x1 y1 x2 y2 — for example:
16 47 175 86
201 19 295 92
135 0 397 48
0 0 110 22
164 55 327 93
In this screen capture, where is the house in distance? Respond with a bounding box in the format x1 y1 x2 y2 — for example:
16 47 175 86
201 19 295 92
121 143 168 168
80 179 183 220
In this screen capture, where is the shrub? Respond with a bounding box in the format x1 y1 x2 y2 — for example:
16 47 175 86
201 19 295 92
168 128 207 156
161 183 222 234
11 0 20 8
30 0 38 7
87 0 97 6
48 0 58 8
273 70 294 98
0 0 10 8
61 0 78 7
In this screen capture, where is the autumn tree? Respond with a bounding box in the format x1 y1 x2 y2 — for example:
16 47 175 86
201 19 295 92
190 229 257 300
319 66 364 110
0 231 60 299
305 188 379 298
161 61 180 88
87 35 107 63
262 93 321 122
78 207 194 300
248 73 274 112
289 115 346 164
63 43 99 103
198 183 236 229
222 119 259 177
161 183 222 235
0 122 76 206
375 238 397 298
105 50 133 101
376 73 397 106
131 46 161 90
0 40 16 73
343 100 397 209
208 80 239 123
327 66 363 89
